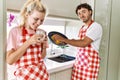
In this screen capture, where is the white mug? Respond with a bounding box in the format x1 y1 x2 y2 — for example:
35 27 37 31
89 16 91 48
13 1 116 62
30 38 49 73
36 30 45 41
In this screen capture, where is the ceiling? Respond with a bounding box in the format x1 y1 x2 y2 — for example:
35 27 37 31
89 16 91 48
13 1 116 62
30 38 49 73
7 0 94 20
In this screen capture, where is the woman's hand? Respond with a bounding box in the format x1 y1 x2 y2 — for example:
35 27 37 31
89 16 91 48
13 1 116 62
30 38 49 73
27 34 44 45
41 35 48 58
41 35 48 48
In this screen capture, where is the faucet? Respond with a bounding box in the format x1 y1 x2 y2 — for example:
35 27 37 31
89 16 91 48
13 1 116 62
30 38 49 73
50 43 55 55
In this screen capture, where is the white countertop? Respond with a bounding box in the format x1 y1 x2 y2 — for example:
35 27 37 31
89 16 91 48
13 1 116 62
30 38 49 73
45 58 75 73
45 48 76 74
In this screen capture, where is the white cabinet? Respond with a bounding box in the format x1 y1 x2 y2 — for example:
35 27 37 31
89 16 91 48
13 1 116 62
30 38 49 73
50 73 56 80
50 68 72 80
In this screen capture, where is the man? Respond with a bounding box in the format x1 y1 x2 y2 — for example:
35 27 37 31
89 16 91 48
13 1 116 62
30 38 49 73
53 3 102 80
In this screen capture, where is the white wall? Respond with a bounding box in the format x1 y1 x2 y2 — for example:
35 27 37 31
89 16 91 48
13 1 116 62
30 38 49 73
65 20 83 55
119 58 120 80
95 0 111 79
65 21 83 39
108 0 120 79
0 0 7 80
95 0 120 80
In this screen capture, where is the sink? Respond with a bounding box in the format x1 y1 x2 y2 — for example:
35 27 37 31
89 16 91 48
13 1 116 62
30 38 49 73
48 54 75 63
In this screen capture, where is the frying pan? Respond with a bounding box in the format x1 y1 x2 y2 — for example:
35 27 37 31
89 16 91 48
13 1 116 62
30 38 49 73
48 31 68 46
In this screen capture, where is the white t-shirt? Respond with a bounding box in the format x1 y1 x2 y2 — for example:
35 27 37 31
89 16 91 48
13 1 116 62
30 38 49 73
86 22 102 52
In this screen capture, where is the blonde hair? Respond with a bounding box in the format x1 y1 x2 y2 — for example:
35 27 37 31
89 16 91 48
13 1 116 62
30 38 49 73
19 0 46 27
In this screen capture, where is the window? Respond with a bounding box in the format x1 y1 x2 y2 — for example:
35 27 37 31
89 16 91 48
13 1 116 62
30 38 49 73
40 25 65 45
40 25 65 55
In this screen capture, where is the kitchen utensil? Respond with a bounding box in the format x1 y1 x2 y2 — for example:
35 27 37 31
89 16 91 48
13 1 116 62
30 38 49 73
48 31 68 46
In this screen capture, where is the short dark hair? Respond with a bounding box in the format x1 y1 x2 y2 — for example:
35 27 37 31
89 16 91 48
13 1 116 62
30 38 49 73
75 3 92 15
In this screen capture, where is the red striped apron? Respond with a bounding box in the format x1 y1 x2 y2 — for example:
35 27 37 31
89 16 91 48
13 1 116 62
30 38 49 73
14 27 49 80
71 21 100 80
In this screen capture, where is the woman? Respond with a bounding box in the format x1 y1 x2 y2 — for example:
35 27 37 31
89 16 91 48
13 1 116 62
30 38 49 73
6 0 49 80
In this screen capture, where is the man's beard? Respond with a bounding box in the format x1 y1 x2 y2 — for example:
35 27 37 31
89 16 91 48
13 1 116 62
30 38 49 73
83 16 91 23
83 19 89 23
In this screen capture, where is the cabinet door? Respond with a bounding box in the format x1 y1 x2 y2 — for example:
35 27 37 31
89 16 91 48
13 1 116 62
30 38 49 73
49 73 56 80
55 68 72 80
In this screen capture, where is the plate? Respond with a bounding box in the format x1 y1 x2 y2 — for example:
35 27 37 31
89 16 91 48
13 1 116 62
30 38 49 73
48 31 68 46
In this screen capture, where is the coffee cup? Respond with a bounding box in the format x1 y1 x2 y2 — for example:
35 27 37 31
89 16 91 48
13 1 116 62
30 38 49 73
36 30 45 41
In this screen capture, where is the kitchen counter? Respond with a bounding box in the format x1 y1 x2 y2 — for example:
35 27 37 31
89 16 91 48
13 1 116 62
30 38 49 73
45 52 76 80
45 47 77 74
45 58 75 73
